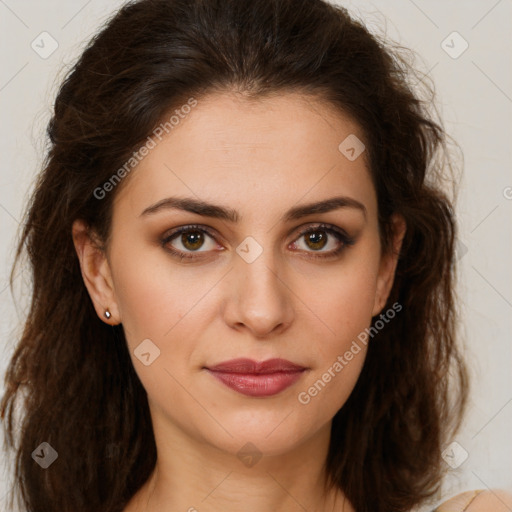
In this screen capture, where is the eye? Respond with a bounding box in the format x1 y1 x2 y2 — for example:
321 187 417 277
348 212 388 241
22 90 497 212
161 224 220 260
290 223 355 260
160 223 355 261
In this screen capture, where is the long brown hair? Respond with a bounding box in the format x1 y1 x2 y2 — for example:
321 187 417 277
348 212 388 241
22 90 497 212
1 0 468 510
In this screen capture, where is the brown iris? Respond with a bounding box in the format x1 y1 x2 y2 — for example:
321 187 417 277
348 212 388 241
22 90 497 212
181 230 205 251
304 230 328 251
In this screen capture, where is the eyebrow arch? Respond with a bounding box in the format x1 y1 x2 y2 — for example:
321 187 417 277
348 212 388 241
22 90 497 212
139 195 367 222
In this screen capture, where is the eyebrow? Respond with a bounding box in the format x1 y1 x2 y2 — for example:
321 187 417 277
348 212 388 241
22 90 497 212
139 195 367 222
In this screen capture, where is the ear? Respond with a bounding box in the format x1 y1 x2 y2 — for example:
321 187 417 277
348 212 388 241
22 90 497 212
372 214 406 316
72 219 121 325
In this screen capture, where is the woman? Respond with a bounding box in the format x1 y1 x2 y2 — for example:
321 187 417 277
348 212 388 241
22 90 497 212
1 0 510 511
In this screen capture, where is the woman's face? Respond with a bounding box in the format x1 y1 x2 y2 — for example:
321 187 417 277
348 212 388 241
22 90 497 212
75 91 402 459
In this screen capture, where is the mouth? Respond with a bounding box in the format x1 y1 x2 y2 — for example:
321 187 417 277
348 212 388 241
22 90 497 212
204 358 307 397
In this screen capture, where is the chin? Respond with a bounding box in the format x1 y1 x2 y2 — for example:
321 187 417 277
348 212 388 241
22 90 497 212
203 412 320 459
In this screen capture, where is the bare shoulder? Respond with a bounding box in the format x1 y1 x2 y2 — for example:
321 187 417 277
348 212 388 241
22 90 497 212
436 489 512 512
465 490 512 511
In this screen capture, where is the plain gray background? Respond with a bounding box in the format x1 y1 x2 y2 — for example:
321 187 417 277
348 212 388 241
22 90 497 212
1 1 511 510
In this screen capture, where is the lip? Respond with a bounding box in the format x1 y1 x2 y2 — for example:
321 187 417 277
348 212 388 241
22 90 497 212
205 358 307 397
206 358 306 374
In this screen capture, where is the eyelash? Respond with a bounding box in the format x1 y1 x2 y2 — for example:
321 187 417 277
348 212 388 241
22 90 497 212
160 223 355 261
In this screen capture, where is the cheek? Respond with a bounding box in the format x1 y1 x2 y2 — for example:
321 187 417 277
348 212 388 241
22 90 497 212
110 242 199 339
110 253 207 401
296 279 373 426
306 258 379 350
294 253 380 415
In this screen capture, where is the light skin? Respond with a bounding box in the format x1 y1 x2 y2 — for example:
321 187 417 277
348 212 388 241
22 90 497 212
442 490 512 512
72 91 407 512
72 91 512 512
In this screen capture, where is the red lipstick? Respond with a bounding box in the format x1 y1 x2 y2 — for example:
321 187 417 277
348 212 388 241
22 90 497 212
205 358 306 397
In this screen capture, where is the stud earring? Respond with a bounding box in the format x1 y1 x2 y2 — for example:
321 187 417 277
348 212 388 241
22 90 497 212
104 309 112 319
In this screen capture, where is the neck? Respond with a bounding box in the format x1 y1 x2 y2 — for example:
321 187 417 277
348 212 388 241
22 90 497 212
125 420 353 512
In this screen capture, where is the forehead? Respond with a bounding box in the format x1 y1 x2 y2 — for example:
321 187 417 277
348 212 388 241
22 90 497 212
113 91 376 222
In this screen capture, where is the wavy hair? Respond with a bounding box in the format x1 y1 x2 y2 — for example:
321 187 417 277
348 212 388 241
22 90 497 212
1 0 468 510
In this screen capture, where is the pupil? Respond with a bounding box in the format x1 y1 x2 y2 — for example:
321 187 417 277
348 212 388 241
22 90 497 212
182 231 204 250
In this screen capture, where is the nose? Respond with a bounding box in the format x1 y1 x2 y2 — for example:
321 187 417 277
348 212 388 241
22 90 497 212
222 245 295 338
